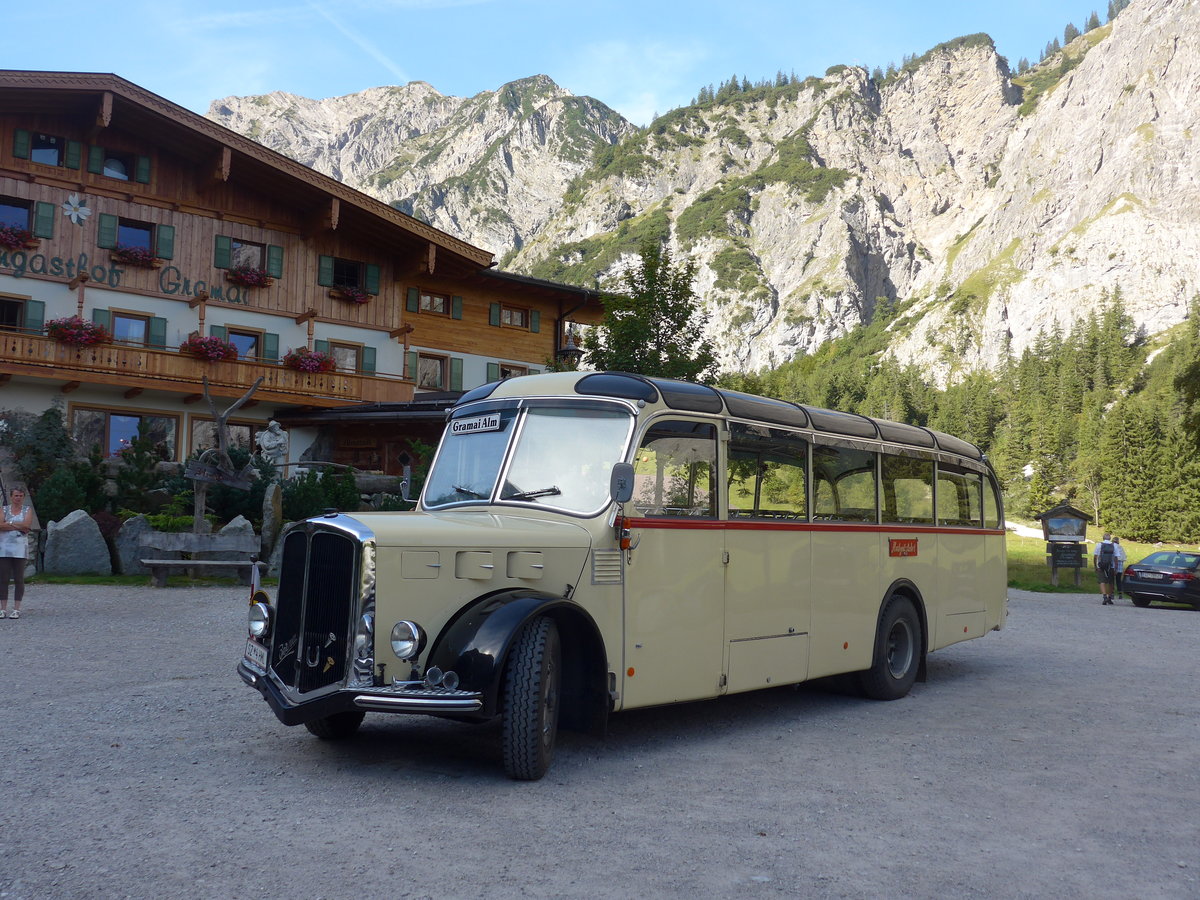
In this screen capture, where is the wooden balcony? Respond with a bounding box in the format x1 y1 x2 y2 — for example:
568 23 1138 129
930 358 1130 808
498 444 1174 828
0 332 415 407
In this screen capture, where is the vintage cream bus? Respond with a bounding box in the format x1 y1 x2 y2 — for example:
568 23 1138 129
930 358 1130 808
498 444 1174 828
239 371 1007 779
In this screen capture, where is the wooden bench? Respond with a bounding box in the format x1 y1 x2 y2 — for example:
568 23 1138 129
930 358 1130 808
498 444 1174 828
139 531 263 588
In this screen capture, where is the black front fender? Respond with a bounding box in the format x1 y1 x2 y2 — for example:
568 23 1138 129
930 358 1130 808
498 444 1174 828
425 590 587 717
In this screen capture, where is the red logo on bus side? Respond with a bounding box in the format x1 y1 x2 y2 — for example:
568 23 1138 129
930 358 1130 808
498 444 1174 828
889 538 919 557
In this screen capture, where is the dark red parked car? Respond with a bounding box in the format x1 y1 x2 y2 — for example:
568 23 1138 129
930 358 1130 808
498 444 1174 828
1122 551 1200 609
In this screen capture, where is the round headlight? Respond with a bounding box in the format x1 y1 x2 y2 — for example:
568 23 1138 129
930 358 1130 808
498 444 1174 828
389 620 425 661
248 602 272 639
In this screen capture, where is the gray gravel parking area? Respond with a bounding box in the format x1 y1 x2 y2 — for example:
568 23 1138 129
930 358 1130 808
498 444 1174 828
0 584 1197 899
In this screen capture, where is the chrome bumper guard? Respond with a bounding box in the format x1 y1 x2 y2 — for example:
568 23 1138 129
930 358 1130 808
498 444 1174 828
238 659 483 726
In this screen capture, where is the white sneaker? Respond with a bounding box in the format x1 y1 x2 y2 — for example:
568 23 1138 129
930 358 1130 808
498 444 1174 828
0 610 6 618
8 609 17 619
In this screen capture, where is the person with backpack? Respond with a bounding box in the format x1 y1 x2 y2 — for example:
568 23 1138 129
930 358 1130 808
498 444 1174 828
1112 537 1128 598
1094 533 1117 605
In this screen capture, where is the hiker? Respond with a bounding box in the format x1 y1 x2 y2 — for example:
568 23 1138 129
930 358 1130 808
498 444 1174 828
1094 533 1117 605
1113 536 1128 598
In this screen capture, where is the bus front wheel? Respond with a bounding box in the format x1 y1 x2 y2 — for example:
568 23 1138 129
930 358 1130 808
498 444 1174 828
501 616 561 781
859 595 921 701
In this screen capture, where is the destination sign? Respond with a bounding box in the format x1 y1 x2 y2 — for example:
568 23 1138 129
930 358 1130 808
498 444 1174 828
451 413 502 435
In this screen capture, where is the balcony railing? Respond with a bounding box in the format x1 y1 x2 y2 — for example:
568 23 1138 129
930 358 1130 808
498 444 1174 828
0 331 414 407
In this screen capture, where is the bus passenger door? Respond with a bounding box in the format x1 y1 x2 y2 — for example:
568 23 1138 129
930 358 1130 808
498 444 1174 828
723 424 812 693
621 419 725 708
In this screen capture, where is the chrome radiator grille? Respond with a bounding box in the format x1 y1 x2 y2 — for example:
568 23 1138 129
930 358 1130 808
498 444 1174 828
269 528 358 694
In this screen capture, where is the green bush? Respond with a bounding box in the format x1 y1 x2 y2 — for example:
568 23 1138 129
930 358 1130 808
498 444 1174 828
34 467 86 524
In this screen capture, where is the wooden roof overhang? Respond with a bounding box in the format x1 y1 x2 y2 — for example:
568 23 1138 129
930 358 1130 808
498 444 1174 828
0 70 493 277
470 268 606 324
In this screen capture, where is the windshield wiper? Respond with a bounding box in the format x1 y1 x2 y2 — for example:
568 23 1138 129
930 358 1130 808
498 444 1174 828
452 485 487 499
505 486 562 502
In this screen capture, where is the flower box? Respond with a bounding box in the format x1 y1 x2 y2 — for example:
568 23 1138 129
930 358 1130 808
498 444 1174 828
226 266 274 288
46 315 112 346
282 347 336 373
180 334 239 361
329 285 371 304
0 225 38 251
111 245 162 268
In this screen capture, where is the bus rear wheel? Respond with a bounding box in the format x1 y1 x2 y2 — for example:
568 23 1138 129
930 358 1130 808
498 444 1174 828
859 595 921 701
501 616 561 781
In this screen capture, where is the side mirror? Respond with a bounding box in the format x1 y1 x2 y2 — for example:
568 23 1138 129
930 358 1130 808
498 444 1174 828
609 462 634 504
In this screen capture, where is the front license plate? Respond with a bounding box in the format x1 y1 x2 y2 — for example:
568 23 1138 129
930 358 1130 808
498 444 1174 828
244 638 268 670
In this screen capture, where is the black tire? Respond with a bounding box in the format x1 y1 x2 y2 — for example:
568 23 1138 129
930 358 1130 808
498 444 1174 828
858 595 922 701
303 710 365 739
501 616 561 781
1129 594 1151 608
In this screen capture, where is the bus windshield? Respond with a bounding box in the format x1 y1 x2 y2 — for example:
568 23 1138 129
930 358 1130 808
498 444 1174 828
423 404 634 515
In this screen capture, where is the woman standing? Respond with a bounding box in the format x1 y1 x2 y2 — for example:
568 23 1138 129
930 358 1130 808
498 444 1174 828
0 487 32 619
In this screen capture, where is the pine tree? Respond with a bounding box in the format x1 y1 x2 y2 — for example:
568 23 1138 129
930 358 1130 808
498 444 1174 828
1017 57 1030 75
1086 10 1101 30
871 66 884 82
1064 23 1081 44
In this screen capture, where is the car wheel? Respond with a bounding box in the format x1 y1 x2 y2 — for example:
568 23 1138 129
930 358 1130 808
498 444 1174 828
303 710 365 739
1129 594 1151 608
501 616 561 781
858 595 921 701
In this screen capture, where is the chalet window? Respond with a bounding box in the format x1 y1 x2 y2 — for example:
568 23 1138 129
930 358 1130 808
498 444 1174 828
0 196 55 239
405 287 462 319
91 308 167 347
489 302 540 332
71 406 178 460
96 214 174 260
0 197 29 229
407 350 462 390
87 145 150 183
487 362 533 381
10 131 82 170
226 328 261 360
210 325 278 362
314 339 375 375
317 256 380 295
213 236 283 277
190 418 257 456
0 296 44 335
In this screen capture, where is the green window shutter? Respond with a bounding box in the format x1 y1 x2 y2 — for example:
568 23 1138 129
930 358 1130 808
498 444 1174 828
134 155 152 184
209 325 227 340
266 244 284 278
91 308 111 331
262 333 279 362
87 145 105 174
12 129 30 159
406 287 419 313
406 351 417 379
364 263 380 295
64 141 82 170
489 303 501 327
213 235 232 269
154 224 175 260
317 255 334 287
361 346 376 375
314 339 329 354
487 362 500 382
148 317 167 348
530 310 540 333
33 202 55 239
450 357 464 391
452 295 463 320
23 299 45 334
97 213 118 249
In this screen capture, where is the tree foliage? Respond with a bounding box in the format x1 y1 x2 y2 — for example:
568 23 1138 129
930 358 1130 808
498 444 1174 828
583 241 718 383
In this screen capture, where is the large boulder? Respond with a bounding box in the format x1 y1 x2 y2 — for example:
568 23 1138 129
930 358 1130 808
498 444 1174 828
114 514 156 575
197 515 257 577
43 510 112 575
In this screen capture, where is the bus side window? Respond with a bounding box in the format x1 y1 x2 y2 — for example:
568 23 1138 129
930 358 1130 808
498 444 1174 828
881 453 934 525
936 465 983 527
983 474 1003 528
812 444 877 523
726 423 807 520
633 420 717 518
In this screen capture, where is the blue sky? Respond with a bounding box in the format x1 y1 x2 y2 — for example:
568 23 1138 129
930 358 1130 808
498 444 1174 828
6 0 1104 125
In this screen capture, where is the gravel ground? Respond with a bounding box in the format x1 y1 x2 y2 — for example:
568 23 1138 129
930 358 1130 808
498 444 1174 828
0 583 1196 899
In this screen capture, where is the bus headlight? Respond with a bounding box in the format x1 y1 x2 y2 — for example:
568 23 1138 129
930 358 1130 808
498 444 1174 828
389 620 425 661
248 602 272 639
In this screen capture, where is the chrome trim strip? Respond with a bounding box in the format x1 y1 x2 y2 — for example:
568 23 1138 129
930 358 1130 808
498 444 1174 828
353 694 483 712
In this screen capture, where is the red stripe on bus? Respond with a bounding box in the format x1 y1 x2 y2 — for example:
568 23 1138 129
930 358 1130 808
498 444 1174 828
623 518 1005 536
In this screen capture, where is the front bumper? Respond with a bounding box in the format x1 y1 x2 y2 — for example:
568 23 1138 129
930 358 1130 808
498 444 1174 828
238 660 484 727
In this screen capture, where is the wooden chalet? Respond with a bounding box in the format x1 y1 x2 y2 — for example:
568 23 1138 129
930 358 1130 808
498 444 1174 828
0 70 601 476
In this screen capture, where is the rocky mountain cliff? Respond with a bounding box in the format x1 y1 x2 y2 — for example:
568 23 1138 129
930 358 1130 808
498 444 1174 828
208 0 1200 380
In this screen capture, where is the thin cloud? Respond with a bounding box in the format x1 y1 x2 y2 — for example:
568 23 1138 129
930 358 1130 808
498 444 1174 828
306 1 410 84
